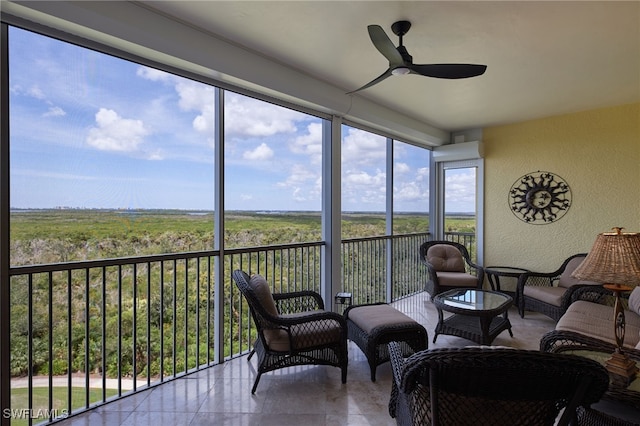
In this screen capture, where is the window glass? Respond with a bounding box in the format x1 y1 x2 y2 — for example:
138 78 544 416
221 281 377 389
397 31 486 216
223 92 323 248
9 27 215 265
444 167 477 234
341 125 386 238
393 141 430 234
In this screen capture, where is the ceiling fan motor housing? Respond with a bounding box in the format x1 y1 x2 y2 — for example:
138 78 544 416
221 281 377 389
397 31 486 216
391 20 412 37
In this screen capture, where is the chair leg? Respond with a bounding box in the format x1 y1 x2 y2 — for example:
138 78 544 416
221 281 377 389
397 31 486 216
247 348 256 361
342 365 348 384
251 372 262 394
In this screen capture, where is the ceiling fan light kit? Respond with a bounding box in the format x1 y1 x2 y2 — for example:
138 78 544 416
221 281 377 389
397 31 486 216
391 67 410 76
348 20 487 94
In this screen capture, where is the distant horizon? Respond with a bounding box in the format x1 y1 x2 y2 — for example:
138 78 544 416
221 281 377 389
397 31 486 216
9 207 475 215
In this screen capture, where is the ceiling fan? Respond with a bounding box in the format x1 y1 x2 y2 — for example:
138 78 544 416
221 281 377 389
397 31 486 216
347 20 487 94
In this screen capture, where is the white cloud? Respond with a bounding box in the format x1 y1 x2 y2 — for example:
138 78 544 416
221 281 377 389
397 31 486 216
136 66 173 83
225 92 302 137
43 106 66 117
395 162 410 174
28 85 46 99
243 142 274 161
290 122 322 164
394 182 425 201
138 69 302 138
416 167 429 181
445 170 476 211
342 127 386 167
240 194 253 201
138 66 217 134
86 108 150 152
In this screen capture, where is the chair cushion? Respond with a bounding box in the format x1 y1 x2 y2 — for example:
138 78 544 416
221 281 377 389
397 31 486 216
629 286 640 315
265 316 342 352
427 244 465 272
558 257 600 288
435 271 479 288
248 274 279 317
557 300 640 348
523 285 566 307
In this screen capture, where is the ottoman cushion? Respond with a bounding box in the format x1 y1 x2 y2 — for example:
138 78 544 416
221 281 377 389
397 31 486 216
347 304 417 334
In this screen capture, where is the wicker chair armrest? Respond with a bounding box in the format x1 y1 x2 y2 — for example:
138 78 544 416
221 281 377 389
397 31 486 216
273 290 324 313
558 284 600 310
540 330 640 362
569 285 618 305
464 257 483 272
275 309 347 327
461 261 484 283
387 341 408 419
388 341 407 386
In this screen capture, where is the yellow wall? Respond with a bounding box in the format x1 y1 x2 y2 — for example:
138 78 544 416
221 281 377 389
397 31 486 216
483 103 640 272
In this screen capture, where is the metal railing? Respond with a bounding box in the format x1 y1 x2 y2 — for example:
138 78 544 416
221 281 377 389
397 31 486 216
7 232 474 424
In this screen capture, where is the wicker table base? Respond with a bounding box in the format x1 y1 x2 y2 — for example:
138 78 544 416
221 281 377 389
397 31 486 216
433 289 514 345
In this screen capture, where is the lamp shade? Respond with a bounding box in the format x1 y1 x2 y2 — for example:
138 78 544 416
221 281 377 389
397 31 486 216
572 228 640 286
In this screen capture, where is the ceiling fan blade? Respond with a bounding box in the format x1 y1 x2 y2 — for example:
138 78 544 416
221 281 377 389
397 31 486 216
410 63 487 79
346 68 393 94
367 25 404 67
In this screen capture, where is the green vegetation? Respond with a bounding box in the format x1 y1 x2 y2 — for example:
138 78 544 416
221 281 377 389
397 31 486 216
10 387 118 426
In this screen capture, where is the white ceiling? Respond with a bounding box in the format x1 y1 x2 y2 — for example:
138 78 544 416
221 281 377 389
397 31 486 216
137 1 640 133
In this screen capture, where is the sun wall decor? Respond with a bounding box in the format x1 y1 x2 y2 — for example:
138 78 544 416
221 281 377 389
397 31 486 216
508 171 572 224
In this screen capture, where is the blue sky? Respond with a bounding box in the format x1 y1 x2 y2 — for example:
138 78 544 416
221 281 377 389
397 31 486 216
9 26 475 213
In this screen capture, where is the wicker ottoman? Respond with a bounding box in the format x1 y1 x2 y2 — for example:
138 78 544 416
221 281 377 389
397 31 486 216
345 303 428 381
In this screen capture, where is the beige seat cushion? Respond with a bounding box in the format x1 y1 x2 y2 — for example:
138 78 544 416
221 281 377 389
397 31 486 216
434 271 479 288
265 314 341 352
557 300 640 348
347 303 417 334
523 285 567 307
427 244 465 272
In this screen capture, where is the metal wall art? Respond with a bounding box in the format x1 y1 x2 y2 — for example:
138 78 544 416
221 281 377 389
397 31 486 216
508 171 572 224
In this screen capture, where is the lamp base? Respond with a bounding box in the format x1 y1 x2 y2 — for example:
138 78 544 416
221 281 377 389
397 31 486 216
605 350 638 386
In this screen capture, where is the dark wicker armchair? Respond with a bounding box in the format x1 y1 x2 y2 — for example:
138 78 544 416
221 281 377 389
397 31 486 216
419 241 484 298
388 342 609 426
540 285 640 413
231 270 348 393
517 253 601 321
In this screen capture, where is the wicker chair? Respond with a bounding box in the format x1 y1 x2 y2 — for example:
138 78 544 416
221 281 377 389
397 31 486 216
517 253 601 321
231 270 348 393
388 342 609 426
419 241 484 298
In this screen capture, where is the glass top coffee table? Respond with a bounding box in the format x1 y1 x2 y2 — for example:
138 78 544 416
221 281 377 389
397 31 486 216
433 289 514 345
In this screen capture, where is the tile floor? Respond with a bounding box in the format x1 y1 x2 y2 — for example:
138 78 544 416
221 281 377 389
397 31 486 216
52 292 576 425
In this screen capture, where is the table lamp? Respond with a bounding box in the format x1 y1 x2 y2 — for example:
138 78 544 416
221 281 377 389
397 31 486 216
572 227 640 382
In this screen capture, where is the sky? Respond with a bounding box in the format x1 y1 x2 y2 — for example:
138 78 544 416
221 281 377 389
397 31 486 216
8 26 476 213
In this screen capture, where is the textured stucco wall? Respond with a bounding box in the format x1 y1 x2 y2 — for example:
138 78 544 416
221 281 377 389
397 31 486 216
483 103 640 273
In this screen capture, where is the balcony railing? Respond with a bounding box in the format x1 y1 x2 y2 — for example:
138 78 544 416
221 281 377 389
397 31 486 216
7 232 474 424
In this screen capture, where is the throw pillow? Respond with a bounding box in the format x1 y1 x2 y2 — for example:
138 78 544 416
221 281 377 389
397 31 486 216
628 286 640 315
248 274 279 317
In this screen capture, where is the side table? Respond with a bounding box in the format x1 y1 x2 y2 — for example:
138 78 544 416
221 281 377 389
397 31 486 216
485 266 530 306
433 289 514 345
